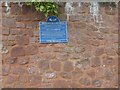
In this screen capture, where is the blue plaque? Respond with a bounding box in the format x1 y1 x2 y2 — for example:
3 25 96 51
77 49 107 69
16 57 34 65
39 16 68 43
46 16 60 22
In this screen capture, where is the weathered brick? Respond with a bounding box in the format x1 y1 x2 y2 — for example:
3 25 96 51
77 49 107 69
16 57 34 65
22 5 34 15
27 65 39 75
38 53 55 60
67 22 74 30
104 69 115 80
56 53 69 61
34 30 39 37
90 39 100 46
16 15 30 21
111 34 118 43
87 24 98 31
10 29 20 35
91 57 101 67
16 22 25 28
110 28 118 34
26 24 34 29
44 71 56 79
99 28 110 34
63 61 74 72
39 43 48 47
65 47 75 53
16 35 29 45
39 47 52 53
59 14 67 21
102 81 117 88
6 75 16 84
79 77 91 86
95 48 104 56
74 22 87 29
51 61 61 71
30 55 39 62
28 75 41 85
92 79 102 87
105 7 117 15
2 18 16 28
18 57 29 65
14 83 25 88
7 57 17 64
70 53 81 59
58 3 65 14
22 29 34 37
60 72 72 79
26 22 38 29
2 36 8 41
38 60 49 71
39 83 52 88
8 35 16 41
25 45 38 55
105 48 116 56
69 15 79 22
72 68 84 80
71 82 81 88
19 75 28 83
10 3 21 15
3 41 16 46
77 36 92 45
31 11 45 21
12 66 26 75
52 47 63 52
2 64 10 76
105 57 116 68
95 68 104 78
16 11 44 21
12 29 32 36
11 46 25 57
95 33 104 40
75 58 90 70
29 37 39 43
2 28 9 35
86 69 95 78
53 79 70 88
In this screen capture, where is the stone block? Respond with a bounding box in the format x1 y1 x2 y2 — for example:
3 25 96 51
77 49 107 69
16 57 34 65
11 46 25 57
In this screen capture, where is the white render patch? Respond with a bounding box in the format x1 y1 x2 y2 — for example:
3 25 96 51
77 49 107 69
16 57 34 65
4 2 11 15
65 2 81 21
45 72 56 79
0 43 8 54
89 2 104 29
90 2 99 17
89 2 100 23
28 66 40 75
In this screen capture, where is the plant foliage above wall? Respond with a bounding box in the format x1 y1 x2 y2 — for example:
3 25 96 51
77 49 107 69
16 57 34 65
26 0 59 17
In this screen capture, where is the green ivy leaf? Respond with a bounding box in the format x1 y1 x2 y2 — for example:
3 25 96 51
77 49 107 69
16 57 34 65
40 5 44 11
45 12 48 17
25 1 59 17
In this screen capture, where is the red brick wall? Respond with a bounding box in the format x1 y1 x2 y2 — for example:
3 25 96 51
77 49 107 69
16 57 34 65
0 2 2 89
1 2 118 88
